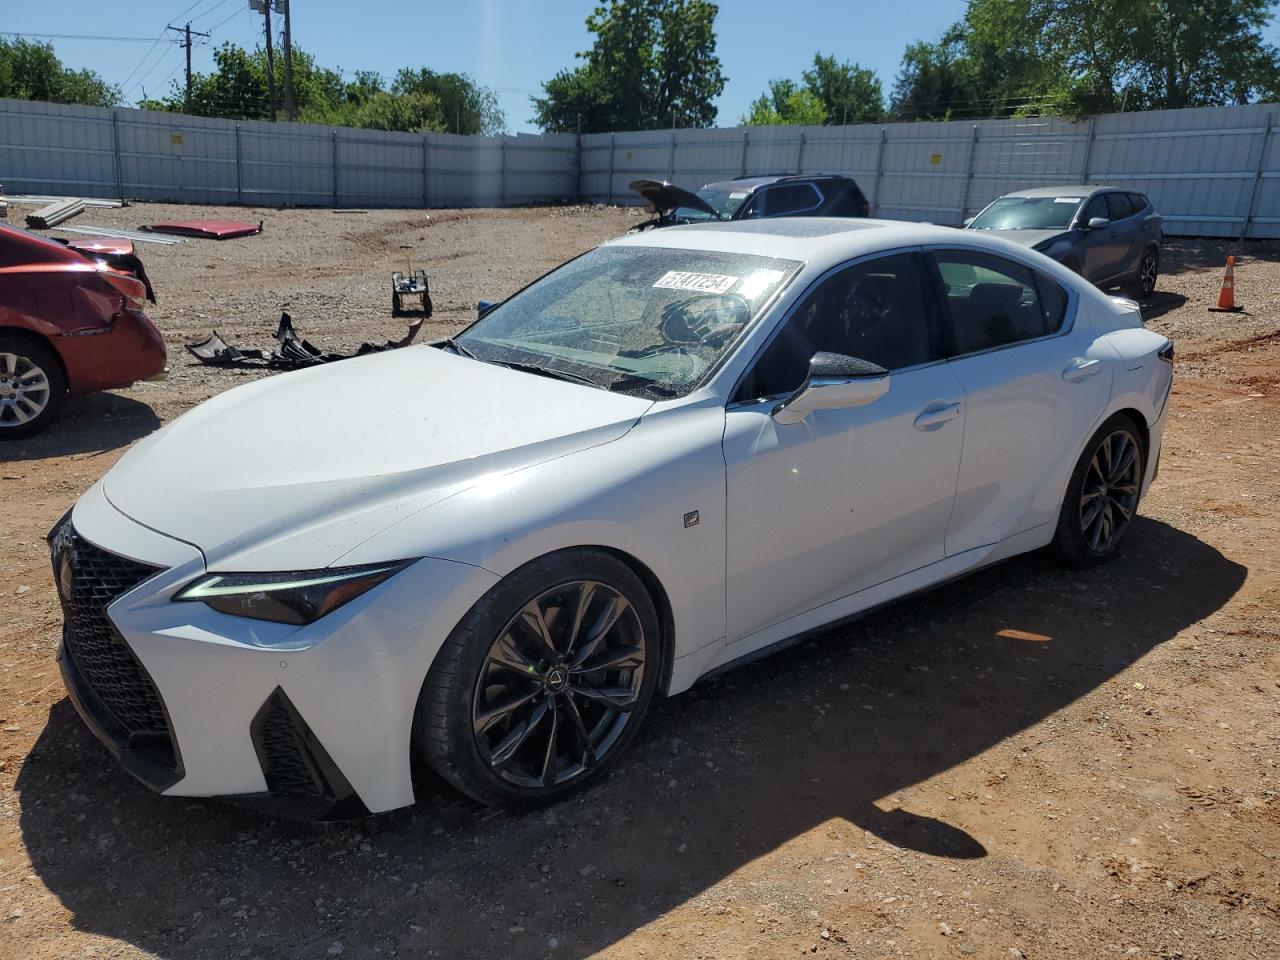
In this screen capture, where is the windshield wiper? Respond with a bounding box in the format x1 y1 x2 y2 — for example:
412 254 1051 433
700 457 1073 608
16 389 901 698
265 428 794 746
440 337 478 359
497 360 600 389
607 373 678 398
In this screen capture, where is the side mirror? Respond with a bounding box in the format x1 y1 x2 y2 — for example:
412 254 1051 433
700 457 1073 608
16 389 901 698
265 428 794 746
1086 216 1110 230
477 299 501 318
773 352 890 425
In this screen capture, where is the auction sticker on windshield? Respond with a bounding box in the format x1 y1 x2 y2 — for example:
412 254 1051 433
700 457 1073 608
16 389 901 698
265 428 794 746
653 271 739 294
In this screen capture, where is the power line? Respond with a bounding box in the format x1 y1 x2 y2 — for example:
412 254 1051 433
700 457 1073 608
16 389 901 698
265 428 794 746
206 6 250 37
0 31 165 42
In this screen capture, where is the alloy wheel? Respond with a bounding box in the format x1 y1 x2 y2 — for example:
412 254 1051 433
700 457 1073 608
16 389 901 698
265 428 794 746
0 352 52 429
1079 429 1141 553
472 580 646 789
1139 251 1158 295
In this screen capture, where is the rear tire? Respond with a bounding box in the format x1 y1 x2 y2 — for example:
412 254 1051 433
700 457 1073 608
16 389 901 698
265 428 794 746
0 333 66 440
416 548 661 808
1052 414 1145 566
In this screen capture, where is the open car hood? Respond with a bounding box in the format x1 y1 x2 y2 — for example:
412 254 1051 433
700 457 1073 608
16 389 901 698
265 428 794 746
629 179 720 218
102 346 651 570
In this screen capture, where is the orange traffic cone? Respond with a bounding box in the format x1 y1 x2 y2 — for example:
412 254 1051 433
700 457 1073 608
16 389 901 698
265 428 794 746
1208 255 1244 313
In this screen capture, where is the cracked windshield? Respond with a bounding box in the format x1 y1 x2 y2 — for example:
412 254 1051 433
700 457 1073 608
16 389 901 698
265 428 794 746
455 246 799 397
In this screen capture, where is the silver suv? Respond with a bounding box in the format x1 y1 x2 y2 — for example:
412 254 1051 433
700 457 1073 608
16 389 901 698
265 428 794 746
965 186 1162 299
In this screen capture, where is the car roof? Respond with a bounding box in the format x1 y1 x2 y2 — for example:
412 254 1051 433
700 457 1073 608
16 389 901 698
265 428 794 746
607 216 973 270
999 185 1128 199
702 173 853 192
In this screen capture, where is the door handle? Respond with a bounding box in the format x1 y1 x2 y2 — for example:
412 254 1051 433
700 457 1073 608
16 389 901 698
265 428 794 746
913 402 962 431
1062 358 1101 382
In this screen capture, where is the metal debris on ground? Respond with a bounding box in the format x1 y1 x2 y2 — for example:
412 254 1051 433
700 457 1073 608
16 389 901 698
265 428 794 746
53 226 182 245
26 199 85 229
186 313 425 370
145 219 263 239
4 195 125 208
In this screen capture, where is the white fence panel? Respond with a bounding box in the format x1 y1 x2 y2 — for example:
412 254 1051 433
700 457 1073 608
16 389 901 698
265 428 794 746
1 98 1277 235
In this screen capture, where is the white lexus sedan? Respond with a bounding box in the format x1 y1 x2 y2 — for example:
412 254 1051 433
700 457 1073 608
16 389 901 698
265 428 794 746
50 218 1173 818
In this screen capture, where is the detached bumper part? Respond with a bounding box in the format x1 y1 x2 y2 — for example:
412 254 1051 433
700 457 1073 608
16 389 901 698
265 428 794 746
185 313 424 370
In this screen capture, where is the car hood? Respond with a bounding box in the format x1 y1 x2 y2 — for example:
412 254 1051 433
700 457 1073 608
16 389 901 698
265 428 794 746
103 346 652 570
968 228 1070 249
629 179 720 218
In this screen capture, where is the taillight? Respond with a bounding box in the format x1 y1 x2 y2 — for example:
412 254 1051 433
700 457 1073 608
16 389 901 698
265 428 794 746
100 270 147 309
1158 341 1174 364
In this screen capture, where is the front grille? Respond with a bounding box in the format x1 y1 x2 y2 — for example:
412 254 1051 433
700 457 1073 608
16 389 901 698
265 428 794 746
51 521 175 767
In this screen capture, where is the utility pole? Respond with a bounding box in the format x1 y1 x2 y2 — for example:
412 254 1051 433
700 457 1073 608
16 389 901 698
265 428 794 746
166 22 209 114
262 0 278 121
281 0 295 121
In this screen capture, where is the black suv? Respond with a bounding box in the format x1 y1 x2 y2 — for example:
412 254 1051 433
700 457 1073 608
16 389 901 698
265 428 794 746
630 174 871 229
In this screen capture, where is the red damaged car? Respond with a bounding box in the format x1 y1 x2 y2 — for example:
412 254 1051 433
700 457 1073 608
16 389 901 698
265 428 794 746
0 224 164 439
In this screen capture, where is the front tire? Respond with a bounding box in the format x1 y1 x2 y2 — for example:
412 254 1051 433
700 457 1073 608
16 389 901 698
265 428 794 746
416 549 661 808
1132 246 1159 300
0 333 66 440
1052 414 1145 566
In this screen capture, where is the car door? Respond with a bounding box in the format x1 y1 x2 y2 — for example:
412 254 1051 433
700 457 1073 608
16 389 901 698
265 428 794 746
1104 191 1142 278
1079 193 1127 283
722 251 966 644
929 248 1114 557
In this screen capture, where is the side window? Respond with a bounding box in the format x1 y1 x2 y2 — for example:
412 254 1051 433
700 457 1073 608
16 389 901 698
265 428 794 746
761 183 822 217
736 253 937 401
1128 192 1149 214
933 250 1067 356
1082 195 1109 224
1105 192 1134 220
737 192 764 219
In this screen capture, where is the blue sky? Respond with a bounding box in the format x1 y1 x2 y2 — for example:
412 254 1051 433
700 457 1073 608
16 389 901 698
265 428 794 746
7 1 1280 132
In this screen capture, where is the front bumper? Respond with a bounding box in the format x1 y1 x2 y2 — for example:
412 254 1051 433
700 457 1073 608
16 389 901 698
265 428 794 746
55 480 498 816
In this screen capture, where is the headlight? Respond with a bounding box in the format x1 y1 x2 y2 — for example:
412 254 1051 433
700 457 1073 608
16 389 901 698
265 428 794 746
174 561 412 625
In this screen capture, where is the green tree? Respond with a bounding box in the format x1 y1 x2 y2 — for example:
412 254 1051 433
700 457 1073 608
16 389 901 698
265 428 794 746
802 54 884 124
139 44 501 134
742 80 828 125
352 90 446 133
743 52 883 126
0 38 119 107
532 0 726 132
890 30 978 120
391 69 506 134
891 0 1280 120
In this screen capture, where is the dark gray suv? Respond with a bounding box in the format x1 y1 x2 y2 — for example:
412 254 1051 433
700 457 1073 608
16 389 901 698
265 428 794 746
965 186 1162 299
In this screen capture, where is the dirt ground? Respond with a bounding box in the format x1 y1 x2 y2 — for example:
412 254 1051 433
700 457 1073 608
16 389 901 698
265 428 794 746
1 203 1278 960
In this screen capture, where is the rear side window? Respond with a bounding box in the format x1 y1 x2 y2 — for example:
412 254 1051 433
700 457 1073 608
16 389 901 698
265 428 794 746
760 183 822 217
827 182 870 216
1128 192 1149 213
1105 192 1135 220
933 250 1068 356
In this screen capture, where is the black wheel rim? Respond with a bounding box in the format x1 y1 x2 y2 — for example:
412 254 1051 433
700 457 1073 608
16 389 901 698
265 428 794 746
1140 252 1157 294
1079 429 1141 553
472 580 646 789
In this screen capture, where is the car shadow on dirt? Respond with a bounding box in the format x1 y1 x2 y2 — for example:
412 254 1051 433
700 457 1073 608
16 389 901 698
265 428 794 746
2 392 160 462
16 518 1245 959
1139 290 1189 323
